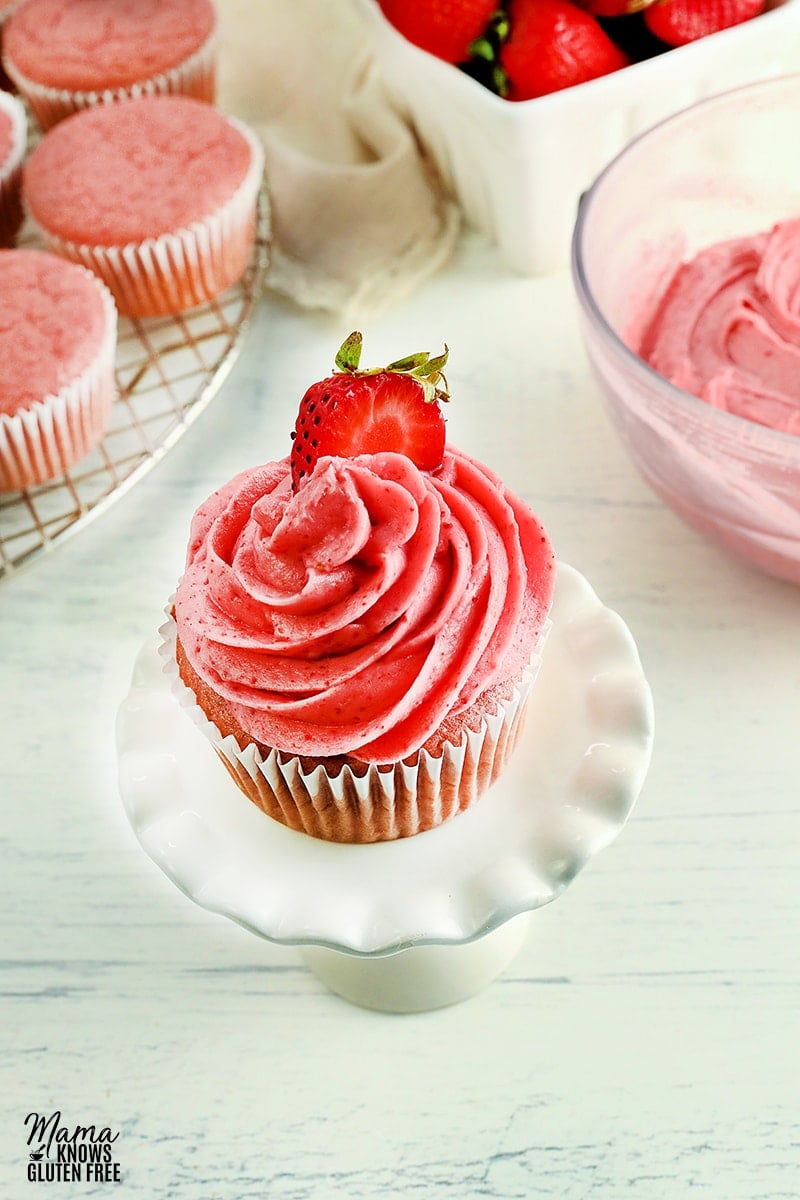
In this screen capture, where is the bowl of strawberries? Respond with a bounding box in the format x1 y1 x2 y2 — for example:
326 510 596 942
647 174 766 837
351 0 800 273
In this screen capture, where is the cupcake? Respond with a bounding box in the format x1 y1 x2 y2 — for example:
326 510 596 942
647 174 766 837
165 334 556 843
0 88 24 245
22 94 264 318
0 0 23 92
2 0 218 130
0 248 116 491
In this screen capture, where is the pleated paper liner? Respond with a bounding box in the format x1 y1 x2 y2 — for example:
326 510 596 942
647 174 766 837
160 611 550 844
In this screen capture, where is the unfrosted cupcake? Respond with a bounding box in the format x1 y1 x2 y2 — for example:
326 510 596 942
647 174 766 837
0 248 116 491
0 88 24 245
0 0 23 92
165 334 556 843
23 94 264 317
2 0 218 129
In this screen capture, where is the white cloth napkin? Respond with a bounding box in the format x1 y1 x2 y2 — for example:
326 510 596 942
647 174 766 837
216 0 460 318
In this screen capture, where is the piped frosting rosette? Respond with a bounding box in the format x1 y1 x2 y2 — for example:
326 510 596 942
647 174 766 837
165 447 554 843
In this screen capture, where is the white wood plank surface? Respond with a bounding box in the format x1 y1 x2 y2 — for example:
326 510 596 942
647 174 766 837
2 235 798 1199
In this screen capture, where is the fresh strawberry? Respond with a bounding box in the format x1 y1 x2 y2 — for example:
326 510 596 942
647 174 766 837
575 0 655 14
644 0 764 45
499 0 630 101
290 332 449 491
378 0 500 64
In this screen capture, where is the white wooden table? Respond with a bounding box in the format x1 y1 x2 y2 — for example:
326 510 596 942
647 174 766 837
2 233 798 1198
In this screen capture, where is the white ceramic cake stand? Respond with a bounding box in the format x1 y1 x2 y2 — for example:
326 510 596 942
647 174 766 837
116 564 654 1012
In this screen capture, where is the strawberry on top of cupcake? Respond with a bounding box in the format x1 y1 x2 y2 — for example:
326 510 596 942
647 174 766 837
170 334 555 843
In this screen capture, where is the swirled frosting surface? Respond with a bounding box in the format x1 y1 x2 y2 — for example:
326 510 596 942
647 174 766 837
174 449 554 762
636 220 800 434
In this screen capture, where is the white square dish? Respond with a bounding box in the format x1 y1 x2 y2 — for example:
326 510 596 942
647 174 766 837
351 0 800 274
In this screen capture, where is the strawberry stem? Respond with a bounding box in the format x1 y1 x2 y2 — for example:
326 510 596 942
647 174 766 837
331 332 451 404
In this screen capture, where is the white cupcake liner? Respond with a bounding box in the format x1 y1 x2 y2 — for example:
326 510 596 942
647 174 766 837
159 610 551 844
0 272 117 491
2 19 219 130
27 120 265 318
0 89 25 245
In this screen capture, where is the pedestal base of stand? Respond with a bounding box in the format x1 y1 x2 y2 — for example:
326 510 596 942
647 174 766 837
300 913 531 1012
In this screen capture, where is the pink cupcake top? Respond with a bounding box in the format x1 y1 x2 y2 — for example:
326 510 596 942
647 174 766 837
0 248 112 415
3 0 216 91
174 449 555 763
23 95 256 246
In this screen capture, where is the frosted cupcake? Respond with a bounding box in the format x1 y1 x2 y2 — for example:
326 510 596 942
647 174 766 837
2 0 218 130
23 94 264 317
0 88 24 245
166 334 556 843
0 248 116 491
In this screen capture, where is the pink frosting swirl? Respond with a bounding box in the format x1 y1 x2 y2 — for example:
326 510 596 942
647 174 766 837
636 219 800 434
174 449 554 762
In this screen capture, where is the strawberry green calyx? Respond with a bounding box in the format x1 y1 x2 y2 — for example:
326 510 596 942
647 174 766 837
333 331 450 405
465 10 512 96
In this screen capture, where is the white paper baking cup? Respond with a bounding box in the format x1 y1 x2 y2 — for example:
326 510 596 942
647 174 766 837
28 120 265 318
0 89 25 245
0 272 117 491
160 610 551 843
2 19 219 130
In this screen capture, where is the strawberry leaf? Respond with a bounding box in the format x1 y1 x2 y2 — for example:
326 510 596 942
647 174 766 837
418 348 449 377
385 351 431 372
335 331 363 373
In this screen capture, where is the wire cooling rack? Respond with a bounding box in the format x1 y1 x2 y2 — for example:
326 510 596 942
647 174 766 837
0 185 270 581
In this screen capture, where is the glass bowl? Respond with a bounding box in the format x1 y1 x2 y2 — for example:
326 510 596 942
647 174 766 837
571 74 800 586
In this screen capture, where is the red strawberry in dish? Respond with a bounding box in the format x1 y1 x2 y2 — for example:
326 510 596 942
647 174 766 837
575 0 654 14
644 0 764 45
290 332 449 491
499 0 630 101
377 0 499 63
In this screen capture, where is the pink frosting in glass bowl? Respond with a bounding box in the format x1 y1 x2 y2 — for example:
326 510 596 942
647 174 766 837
635 220 800 436
571 75 800 586
174 448 554 765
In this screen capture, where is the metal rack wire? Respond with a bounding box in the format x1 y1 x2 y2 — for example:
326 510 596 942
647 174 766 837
0 185 270 580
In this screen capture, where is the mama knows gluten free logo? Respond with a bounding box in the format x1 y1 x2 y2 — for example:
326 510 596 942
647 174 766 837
25 1111 121 1184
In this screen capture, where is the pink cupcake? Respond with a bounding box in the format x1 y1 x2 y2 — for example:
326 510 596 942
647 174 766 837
0 88 24 245
23 94 264 318
165 335 556 843
2 0 218 130
0 248 116 491
0 0 23 91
